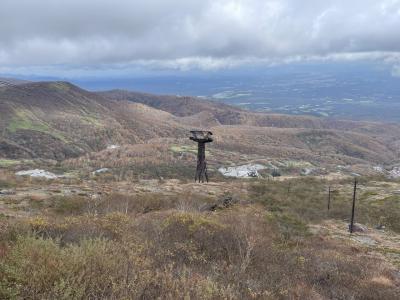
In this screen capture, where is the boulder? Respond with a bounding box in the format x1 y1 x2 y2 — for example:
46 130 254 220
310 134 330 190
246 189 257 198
349 223 368 233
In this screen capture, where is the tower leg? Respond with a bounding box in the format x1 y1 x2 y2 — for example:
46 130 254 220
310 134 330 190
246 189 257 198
195 161 202 182
195 142 207 183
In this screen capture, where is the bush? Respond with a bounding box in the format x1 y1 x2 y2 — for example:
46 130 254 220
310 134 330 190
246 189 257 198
0 172 18 189
51 196 87 215
1 181 400 299
158 212 228 265
97 193 177 215
267 211 310 242
0 236 151 299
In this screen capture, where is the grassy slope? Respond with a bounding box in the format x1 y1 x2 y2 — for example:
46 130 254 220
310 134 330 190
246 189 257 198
0 82 167 159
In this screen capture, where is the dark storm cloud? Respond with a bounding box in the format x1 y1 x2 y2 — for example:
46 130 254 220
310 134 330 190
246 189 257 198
0 0 400 70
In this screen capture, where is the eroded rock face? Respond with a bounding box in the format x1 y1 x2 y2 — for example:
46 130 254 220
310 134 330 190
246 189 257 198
0 189 15 195
389 167 400 179
15 169 60 179
373 166 384 173
218 164 266 178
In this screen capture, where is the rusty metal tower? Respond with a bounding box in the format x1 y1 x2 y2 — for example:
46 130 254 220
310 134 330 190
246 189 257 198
189 130 213 182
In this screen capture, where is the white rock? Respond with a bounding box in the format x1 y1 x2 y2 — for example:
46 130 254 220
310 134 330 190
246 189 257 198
373 166 384 173
15 169 59 179
107 145 120 150
218 164 266 178
0 189 15 195
301 168 314 175
389 167 400 179
92 168 110 175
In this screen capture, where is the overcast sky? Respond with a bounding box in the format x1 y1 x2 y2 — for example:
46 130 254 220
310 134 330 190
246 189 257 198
1 0 400 76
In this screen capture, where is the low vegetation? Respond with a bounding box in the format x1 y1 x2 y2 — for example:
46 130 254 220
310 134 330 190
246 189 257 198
251 177 400 233
7 109 67 142
1 78 400 299
0 160 20 168
1 175 399 299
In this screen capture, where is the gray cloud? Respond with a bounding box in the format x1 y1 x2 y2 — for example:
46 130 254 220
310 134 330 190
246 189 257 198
0 0 400 70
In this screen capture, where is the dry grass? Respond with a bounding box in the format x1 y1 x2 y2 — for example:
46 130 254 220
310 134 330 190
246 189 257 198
1 177 400 299
251 177 400 233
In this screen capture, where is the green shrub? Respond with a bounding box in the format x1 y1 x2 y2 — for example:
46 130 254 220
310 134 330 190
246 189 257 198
267 212 310 241
51 196 87 215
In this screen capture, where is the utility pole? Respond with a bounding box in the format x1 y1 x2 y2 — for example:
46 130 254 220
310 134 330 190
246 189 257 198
327 186 331 212
189 130 213 183
349 179 357 233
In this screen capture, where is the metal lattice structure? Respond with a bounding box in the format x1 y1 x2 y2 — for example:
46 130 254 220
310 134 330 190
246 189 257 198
189 130 213 182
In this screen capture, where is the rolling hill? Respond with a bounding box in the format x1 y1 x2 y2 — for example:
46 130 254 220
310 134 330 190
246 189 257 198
1 80 400 170
0 81 187 159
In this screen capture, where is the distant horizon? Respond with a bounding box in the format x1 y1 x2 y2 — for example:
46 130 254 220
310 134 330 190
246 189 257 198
2 59 400 123
2 59 397 91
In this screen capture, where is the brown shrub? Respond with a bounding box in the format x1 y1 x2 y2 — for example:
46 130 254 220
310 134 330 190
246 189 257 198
1 187 400 299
